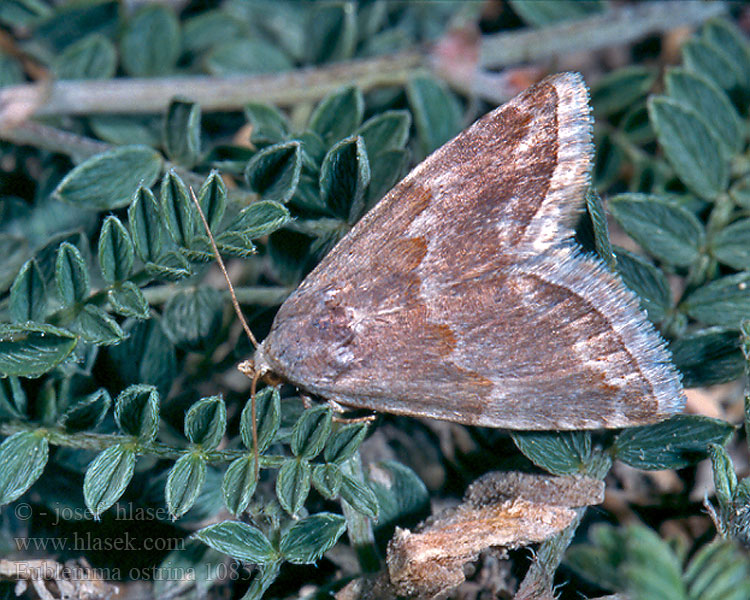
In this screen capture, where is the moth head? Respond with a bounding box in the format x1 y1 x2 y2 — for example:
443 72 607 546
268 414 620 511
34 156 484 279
261 285 358 384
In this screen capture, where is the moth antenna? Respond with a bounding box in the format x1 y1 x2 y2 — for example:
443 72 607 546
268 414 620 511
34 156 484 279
188 186 259 350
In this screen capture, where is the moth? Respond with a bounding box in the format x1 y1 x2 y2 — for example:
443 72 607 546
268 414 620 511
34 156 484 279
230 72 685 431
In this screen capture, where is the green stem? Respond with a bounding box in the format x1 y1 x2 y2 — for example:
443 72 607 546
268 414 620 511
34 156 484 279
0 421 287 466
706 192 734 237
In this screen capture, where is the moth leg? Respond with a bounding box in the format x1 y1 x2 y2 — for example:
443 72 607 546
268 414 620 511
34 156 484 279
299 393 312 409
327 398 377 424
332 413 377 425
300 393 376 423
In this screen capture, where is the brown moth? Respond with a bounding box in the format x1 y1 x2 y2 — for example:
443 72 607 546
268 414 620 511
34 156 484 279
243 72 685 430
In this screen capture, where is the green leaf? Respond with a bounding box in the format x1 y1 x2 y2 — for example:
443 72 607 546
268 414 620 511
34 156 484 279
702 18 750 89
166 452 207 519
567 523 685 596
312 464 342 499
291 405 332 459
108 281 149 319
308 3 357 63
309 86 364 145
367 461 430 539
207 231 256 259
89 115 161 147
240 387 281 454
222 455 257 516
356 110 411 156
237 562 281 600
154 540 225 599
193 521 276 564
279 512 347 564
226 201 290 240
59 388 111 431
160 170 194 247
276 458 311 516
407 75 462 155
365 148 409 210
185 395 226 450
297 130 327 168
708 443 737 509
710 219 750 270
648 96 728 200
145 250 192 280
591 66 657 117
0 233 27 293
324 423 369 464
665 67 743 157
98 216 134 283
0 49 23 86
83 444 136 517
128 186 163 262
196 171 226 232
245 141 302 204
684 538 750 600
615 249 671 323
511 431 591 475
53 33 116 80
340 473 379 520
509 0 605 26
319 135 371 223
10 259 46 323
244 103 289 146
682 37 739 91
162 287 223 352
682 273 750 328
671 328 744 388
0 323 77 377
55 242 89 306
0 377 26 420
609 194 704 266
115 384 159 441
206 38 292 76
0 432 48 506
586 190 616 269
54 145 163 210
614 415 735 470
164 98 202 168
182 10 245 54
624 525 688 600
108 317 176 395
120 4 180 77
73 304 125 345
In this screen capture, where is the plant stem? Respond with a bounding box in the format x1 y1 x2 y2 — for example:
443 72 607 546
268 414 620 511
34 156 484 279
480 1 726 69
0 53 422 119
0 420 287 466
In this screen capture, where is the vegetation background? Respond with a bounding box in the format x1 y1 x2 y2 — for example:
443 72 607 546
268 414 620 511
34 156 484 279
1 1 750 599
